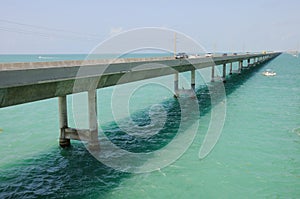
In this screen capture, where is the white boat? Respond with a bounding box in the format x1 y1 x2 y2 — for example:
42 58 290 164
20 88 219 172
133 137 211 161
262 69 276 76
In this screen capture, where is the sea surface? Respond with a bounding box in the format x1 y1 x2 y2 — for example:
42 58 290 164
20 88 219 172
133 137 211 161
0 53 299 198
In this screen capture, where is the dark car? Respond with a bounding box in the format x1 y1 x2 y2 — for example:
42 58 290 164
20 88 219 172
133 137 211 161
233 53 238 55
222 53 228 56
175 53 189 59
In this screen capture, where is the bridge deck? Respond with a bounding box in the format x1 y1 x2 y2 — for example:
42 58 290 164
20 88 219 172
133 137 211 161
0 52 280 108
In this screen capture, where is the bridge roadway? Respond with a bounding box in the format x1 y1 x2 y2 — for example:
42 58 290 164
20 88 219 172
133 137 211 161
0 52 280 108
0 52 281 149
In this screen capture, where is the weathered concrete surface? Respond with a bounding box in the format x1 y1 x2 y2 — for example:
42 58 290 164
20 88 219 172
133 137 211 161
0 52 281 108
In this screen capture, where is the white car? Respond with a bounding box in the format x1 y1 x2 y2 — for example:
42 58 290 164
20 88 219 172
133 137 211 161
205 53 213 57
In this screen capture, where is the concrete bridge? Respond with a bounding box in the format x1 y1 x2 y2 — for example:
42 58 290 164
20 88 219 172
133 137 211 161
0 52 281 149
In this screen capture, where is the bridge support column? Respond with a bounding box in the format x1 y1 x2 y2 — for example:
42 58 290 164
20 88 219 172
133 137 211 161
238 61 242 74
222 63 226 82
211 65 215 82
87 90 100 151
58 91 100 151
247 59 250 67
59 96 70 148
190 69 196 97
174 72 179 97
229 62 233 75
191 69 195 91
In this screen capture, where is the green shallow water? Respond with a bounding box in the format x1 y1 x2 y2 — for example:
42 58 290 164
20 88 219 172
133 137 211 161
0 54 300 198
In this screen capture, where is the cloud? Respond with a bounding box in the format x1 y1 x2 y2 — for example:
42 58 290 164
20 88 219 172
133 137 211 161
109 27 123 36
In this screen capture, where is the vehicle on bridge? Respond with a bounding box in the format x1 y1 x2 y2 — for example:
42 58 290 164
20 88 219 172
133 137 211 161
175 52 189 59
205 52 213 57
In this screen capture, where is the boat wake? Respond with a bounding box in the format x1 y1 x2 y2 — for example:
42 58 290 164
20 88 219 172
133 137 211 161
38 56 56 60
293 127 300 136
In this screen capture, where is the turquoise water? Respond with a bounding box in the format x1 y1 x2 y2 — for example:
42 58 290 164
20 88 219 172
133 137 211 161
0 54 300 198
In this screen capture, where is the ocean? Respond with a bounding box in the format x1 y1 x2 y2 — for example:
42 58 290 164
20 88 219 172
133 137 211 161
0 53 299 198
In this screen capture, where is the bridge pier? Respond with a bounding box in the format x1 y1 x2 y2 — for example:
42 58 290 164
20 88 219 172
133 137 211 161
174 72 179 97
191 69 195 91
258 56 262 64
211 65 215 82
59 96 70 148
238 61 242 74
229 62 233 75
174 70 196 98
58 90 100 151
247 59 250 67
87 90 100 151
222 63 226 82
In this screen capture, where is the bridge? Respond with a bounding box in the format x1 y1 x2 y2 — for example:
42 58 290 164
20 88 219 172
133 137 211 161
0 52 281 149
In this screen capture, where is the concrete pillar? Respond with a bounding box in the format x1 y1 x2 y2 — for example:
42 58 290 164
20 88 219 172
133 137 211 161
174 72 179 97
211 65 215 82
59 96 70 147
88 90 100 151
247 59 250 67
191 69 195 91
222 63 226 82
238 61 242 74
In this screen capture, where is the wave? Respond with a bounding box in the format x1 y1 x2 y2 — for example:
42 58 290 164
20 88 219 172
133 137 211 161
293 127 300 136
38 56 56 59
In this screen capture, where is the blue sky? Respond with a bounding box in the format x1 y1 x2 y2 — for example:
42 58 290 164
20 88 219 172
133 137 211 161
1 0 299 54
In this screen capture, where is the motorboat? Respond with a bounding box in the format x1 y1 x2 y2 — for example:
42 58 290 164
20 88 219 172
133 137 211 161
262 69 276 76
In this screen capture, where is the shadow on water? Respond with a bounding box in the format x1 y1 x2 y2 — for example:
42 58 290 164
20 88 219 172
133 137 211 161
0 145 130 199
0 59 275 198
